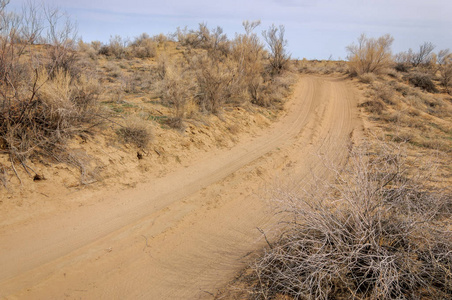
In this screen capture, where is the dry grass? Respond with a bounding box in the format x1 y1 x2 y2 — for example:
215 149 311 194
116 118 152 148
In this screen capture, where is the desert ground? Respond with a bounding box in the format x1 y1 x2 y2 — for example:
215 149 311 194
1 2 451 298
0 74 362 298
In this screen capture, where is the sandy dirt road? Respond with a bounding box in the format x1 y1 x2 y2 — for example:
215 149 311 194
0 75 361 299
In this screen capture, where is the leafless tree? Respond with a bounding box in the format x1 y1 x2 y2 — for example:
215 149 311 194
20 0 43 44
262 24 290 75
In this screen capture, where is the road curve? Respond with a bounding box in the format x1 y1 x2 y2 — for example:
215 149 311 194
0 75 361 299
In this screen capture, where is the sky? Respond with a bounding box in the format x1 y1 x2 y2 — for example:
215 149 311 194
7 0 452 60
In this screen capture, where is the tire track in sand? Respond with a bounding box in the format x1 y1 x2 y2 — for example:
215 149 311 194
0 75 361 299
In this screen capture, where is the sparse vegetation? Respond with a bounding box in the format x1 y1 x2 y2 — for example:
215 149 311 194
1 0 294 186
1 1 451 297
217 33 452 300
0 0 101 181
251 143 452 300
405 72 438 93
152 21 294 127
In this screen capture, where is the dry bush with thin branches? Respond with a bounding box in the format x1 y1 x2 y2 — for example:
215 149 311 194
116 118 152 148
129 33 157 59
98 35 129 58
0 1 101 181
372 82 394 104
251 142 452 300
437 49 452 93
171 21 295 109
262 24 290 76
409 42 436 67
231 20 265 105
190 52 239 114
346 34 394 76
154 58 196 128
404 72 438 93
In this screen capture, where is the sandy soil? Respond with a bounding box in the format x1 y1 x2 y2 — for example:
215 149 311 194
0 75 362 299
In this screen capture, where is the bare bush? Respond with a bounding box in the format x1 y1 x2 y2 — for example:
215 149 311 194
232 20 265 104
405 72 438 93
358 73 377 84
155 59 196 128
411 42 435 67
0 1 100 180
168 21 293 111
117 118 151 148
359 99 384 114
44 5 78 76
252 143 452 299
175 26 201 48
346 34 394 75
129 33 157 58
191 52 239 114
262 24 290 76
437 49 452 93
98 35 129 58
373 83 394 104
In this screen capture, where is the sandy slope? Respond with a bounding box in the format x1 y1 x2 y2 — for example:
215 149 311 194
0 75 361 299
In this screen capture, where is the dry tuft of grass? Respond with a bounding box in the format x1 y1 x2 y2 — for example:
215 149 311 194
116 118 152 148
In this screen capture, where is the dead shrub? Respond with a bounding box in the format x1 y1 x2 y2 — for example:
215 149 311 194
359 99 384 114
373 83 394 104
358 72 376 83
262 24 291 76
154 59 196 129
232 20 266 105
152 33 168 44
437 49 452 93
98 35 129 59
346 33 394 76
405 72 438 93
0 0 101 179
129 33 157 58
117 119 151 148
251 143 452 300
1 66 100 164
394 62 409 72
191 53 239 114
